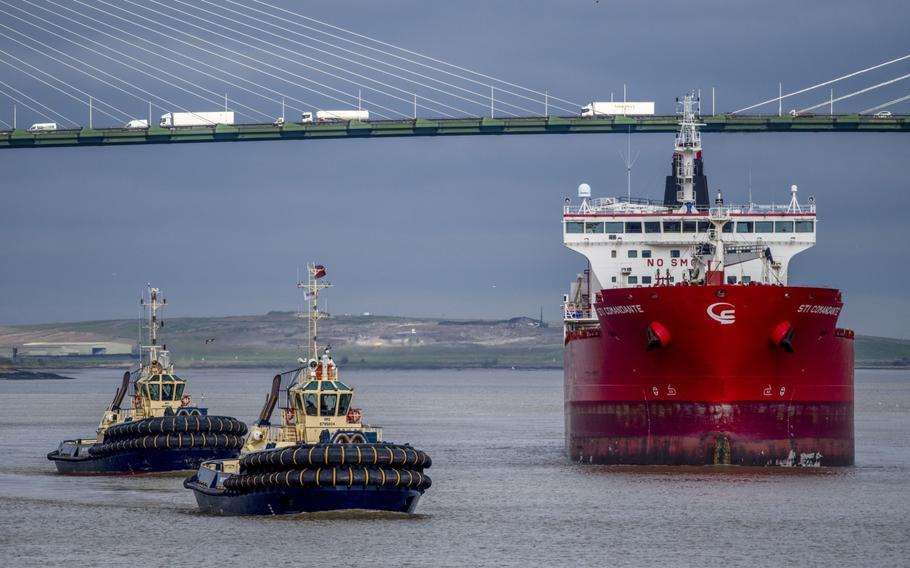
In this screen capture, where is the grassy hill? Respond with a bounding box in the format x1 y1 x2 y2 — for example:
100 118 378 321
1 313 907 369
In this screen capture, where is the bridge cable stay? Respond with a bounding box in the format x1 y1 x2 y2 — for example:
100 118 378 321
83 0 411 120
862 93 910 114
0 80 78 126
247 0 580 113
192 0 542 117
132 0 474 118
178 0 528 117
0 12 265 125
0 117 12 130
11 1 276 123
26 0 311 122
732 53 910 114
797 73 910 114
0 48 131 123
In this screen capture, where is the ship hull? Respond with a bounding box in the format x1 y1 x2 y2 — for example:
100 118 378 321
564 285 854 466
48 447 240 475
184 480 423 515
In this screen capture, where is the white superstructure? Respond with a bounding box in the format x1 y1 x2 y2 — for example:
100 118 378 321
563 95 818 318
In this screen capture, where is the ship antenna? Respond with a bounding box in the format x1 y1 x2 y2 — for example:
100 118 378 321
674 92 705 212
619 125 640 201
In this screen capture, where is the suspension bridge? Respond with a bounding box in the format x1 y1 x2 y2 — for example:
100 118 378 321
0 0 907 150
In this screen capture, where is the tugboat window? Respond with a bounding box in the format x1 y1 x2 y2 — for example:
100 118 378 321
320 394 338 416
338 393 352 416
304 394 318 416
148 383 160 401
174 383 185 400
320 381 336 391
161 381 174 401
335 381 350 390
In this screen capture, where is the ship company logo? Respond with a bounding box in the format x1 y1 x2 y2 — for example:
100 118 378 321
707 302 736 325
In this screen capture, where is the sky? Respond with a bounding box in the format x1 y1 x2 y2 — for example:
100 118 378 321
0 0 908 338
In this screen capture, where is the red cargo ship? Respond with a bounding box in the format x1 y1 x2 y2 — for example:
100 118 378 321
562 95 854 466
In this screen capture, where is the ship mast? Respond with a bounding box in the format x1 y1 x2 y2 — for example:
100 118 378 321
297 264 331 361
674 93 704 212
140 284 168 370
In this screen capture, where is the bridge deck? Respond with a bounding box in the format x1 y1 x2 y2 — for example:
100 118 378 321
1 115 907 149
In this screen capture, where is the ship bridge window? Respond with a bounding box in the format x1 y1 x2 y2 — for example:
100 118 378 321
662 221 681 232
698 221 710 232
304 393 318 416
605 222 624 233
683 221 697 233
644 221 661 233
625 222 642 233
775 221 794 233
722 223 733 233
795 220 814 233
755 221 774 232
320 393 338 417
670 249 681 258
736 222 754 233
628 250 638 258
585 222 604 233
338 393 352 416
565 222 584 234
642 250 652 258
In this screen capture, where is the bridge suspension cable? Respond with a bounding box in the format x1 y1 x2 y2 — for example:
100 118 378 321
862 94 910 114
30 0 310 122
11 0 276 123
0 9 264 124
798 73 910 113
247 0 580 113
0 80 78 126
732 53 910 114
0 48 131 124
83 0 410 120
131 0 468 118
193 0 542 117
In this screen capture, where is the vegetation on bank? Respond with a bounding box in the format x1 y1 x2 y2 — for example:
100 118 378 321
1 313 908 370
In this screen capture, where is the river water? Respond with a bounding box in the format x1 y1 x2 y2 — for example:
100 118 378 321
1 368 907 567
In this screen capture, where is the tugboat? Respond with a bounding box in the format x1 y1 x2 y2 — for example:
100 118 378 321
184 264 432 515
48 286 247 474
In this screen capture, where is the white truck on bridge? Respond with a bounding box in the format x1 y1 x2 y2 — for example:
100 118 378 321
581 101 655 117
301 110 370 123
159 111 235 127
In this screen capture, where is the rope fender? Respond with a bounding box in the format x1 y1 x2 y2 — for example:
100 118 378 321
238 443 431 473
103 416 248 441
88 433 244 456
222 466 432 492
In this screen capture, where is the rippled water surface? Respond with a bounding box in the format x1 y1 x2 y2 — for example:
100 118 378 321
1 368 908 567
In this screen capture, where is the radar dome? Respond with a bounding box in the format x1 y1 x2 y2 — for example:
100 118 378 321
577 183 591 198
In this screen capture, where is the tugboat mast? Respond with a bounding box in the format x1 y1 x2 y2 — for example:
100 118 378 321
140 284 168 369
297 264 331 364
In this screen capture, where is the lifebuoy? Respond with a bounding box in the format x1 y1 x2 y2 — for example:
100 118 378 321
181 395 191 406
347 408 362 424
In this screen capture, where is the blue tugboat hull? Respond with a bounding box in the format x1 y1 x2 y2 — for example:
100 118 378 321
185 481 423 515
48 447 240 475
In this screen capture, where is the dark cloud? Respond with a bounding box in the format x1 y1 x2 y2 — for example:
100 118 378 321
0 1 908 337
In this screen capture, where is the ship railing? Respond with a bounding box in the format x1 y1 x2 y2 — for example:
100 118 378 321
565 198 817 216
564 305 596 320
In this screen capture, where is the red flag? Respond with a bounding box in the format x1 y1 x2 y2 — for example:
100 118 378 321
313 265 326 279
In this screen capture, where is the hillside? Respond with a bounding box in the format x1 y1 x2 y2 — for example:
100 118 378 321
1 313 907 369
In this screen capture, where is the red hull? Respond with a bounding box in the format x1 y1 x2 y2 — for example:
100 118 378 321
564 285 855 466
